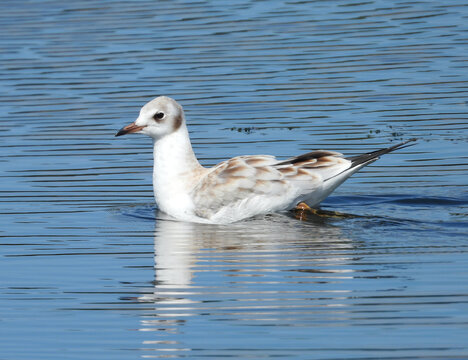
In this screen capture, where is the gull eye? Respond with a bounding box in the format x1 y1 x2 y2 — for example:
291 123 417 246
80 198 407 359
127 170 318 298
153 112 165 121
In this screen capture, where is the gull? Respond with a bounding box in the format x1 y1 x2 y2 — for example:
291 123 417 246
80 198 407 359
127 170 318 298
116 96 415 224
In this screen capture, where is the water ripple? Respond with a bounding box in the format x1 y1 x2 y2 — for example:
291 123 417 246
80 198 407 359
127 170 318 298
0 0 467 359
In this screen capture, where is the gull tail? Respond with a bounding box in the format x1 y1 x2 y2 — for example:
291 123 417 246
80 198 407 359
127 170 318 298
305 138 417 207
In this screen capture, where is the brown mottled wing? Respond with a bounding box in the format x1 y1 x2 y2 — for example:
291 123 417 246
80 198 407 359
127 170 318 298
191 155 287 218
275 150 350 180
275 150 343 166
191 151 351 218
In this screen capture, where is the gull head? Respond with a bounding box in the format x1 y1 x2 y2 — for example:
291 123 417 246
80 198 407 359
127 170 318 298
115 96 184 139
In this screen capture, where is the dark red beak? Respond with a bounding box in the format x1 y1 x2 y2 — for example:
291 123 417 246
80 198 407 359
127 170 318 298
115 122 145 137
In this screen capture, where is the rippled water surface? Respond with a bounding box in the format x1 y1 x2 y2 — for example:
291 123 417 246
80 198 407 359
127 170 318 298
1 1 467 359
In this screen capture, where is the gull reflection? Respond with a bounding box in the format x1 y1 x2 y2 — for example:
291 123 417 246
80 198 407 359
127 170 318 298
138 211 355 342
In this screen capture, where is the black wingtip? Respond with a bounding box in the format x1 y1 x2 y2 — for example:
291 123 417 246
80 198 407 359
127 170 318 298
347 138 417 167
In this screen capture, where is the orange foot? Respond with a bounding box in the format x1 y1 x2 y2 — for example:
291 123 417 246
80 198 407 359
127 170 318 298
294 202 312 221
295 202 312 211
294 202 353 221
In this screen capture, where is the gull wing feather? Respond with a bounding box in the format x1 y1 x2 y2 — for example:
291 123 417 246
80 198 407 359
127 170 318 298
191 151 352 221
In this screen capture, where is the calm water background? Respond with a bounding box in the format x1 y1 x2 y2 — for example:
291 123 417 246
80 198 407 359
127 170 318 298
1 1 467 359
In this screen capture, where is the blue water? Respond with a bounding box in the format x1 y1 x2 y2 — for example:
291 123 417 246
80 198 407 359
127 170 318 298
1 1 467 359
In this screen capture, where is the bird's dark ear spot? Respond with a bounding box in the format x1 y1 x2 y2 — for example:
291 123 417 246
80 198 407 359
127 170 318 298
173 113 183 131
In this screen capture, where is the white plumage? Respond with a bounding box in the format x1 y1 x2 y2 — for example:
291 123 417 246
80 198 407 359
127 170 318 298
116 96 414 224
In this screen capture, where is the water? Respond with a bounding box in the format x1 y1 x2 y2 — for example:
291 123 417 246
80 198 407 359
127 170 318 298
1 0 467 359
